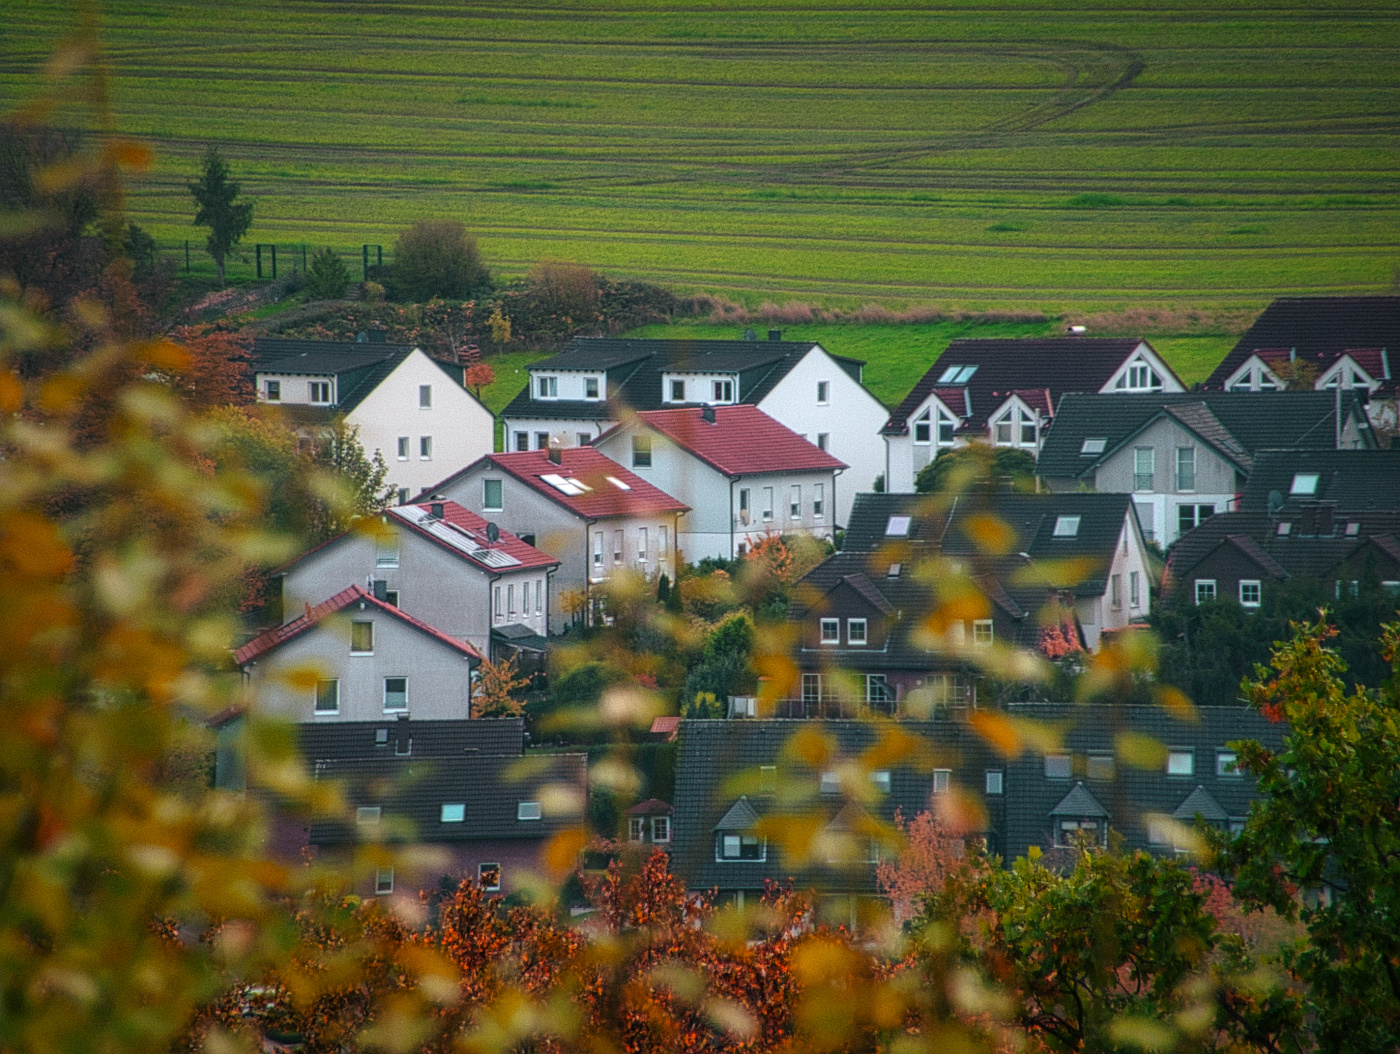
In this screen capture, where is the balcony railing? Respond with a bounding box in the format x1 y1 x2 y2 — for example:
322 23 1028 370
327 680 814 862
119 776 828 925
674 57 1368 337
765 681 975 720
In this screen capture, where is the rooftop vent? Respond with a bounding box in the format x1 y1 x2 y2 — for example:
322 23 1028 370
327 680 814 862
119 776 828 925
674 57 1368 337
768 329 782 342
429 502 444 520
702 404 716 424
547 440 563 465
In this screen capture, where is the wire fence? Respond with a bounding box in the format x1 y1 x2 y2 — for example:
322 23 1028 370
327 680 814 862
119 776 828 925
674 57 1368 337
153 239 389 286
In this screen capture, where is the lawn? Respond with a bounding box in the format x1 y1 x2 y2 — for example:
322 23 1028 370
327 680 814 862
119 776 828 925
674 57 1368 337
4 0 1396 309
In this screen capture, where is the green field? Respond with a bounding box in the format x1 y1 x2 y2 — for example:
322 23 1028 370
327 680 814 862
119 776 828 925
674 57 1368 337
4 1 1398 308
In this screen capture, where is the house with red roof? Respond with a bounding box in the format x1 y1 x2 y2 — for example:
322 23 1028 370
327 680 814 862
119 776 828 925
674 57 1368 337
592 404 848 560
274 499 559 662
416 447 689 631
236 585 482 723
882 337 1185 493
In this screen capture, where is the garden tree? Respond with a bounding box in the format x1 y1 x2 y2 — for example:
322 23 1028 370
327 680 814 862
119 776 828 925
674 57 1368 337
915 442 1036 494
487 304 511 344
306 418 392 538
1220 619 1400 1054
472 653 531 718
916 843 1304 1053
464 360 494 396
303 246 351 300
188 146 253 286
528 258 600 319
392 220 490 302
875 809 967 924
162 325 253 409
681 611 756 716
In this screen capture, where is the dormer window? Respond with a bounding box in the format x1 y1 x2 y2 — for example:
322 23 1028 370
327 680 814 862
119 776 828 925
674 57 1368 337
265 380 280 402
914 410 931 444
1116 360 1162 391
993 406 1038 448
712 379 734 403
584 376 600 399
309 381 331 403
669 379 685 402
536 376 558 399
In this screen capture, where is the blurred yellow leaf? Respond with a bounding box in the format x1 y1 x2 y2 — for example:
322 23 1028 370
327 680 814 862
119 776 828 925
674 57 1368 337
968 710 1023 758
1156 685 1198 721
782 725 836 769
962 513 1016 555
1117 731 1168 769
541 827 588 879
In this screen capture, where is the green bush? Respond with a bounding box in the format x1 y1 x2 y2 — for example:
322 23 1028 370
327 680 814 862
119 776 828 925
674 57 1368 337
303 246 351 299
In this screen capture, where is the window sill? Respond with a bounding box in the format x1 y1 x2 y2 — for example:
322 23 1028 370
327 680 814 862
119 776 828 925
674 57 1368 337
351 651 374 657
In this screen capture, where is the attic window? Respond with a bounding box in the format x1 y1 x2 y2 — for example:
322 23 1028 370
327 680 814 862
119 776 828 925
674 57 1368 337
1081 438 1107 455
1290 473 1320 496
541 473 592 497
605 476 631 491
1053 515 1081 538
517 802 542 821
886 515 912 537
1277 521 1292 536
1345 521 1360 537
440 803 465 823
937 365 977 384
887 562 901 578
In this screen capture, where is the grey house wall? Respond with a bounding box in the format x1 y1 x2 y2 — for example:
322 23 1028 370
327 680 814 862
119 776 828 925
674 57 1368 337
245 608 476 722
281 526 548 656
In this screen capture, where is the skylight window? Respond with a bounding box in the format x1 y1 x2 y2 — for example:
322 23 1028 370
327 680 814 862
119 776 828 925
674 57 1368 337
1081 438 1107 455
936 365 978 385
1053 515 1081 538
885 515 912 537
887 562 901 578
540 473 593 497
1290 473 1320 496
605 476 632 491
937 366 962 384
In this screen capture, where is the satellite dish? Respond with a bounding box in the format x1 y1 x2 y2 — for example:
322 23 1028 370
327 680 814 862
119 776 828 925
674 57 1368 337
1267 490 1284 513
743 328 757 341
486 522 500 544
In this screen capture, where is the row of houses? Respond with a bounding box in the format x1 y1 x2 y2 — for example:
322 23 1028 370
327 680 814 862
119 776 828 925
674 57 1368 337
230 295 1399 901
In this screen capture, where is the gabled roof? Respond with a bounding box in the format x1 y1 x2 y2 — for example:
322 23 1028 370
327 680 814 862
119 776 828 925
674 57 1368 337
234 584 482 666
310 750 587 845
622 405 848 477
627 798 674 816
501 336 867 421
1204 296 1400 391
1238 449 1400 513
391 502 558 572
1173 785 1229 823
419 447 690 520
714 797 761 831
1220 534 1290 579
1037 392 1367 480
1050 782 1109 818
883 337 1178 436
833 572 897 616
298 717 525 764
252 338 472 416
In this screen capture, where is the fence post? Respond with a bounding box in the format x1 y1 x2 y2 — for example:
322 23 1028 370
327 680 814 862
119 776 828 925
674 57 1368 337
271 244 277 280
184 240 190 272
255 244 263 279
302 244 308 272
362 244 369 282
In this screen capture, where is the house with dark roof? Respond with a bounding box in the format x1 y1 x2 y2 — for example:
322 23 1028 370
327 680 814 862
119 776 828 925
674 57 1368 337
591 405 847 559
882 337 1186 493
1163 449 1400 607
274 500 558 662
252 337 495 502
814 490 1149 661
1036 391 1374 546
1202 296 1400 440
667 705 1282 911
499 334 888 525
417 447 689 632
235 584 481 723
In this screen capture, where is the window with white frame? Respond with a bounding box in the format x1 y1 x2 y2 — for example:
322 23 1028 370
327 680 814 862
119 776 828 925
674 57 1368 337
1195 579 1216 604
1175 447 1195 491
913 410 931 444
659 526 668 556
1239 580 1261 607
1111 574 1121 609
419 384 432 408
802 673 822 706
1117 360 1162 391
264 379 281 401
397 436 409 460
315 679 339 714
440 803 465 823
762 487 774 521
790 485 801 519
939 411 956 445
1053 515 1080 538
716 833 765 861
493 585 502 623
507 584 515 620
1130 570 1141 608
1290 473 1319 496
985 770 1004 795
310 381 331 403
593 531 604 570
584 376 600 399
1134 447 1155 491
535 432 549 450
816 433 829 452
478 863 501 891
1057 819 1106 847
713 379 734 403
813 483 824 518
383 677 407 711
637 527 648 563
375 868 394 895
820 619 840 644
669 379 685 402
628 817 645 842
973 620 993 645
419 435 432 460
847 618 867 645
376 533 399 567
651 816 670 842
632 434 651 467
1216 750 1240 777
865 674 890 706
351 621 374 653
932 769 952 793
536 376 558 398
612 530 623 564
1166 750 1194 776
1081 437 1107 455
816 380 829 404
517 801 542 821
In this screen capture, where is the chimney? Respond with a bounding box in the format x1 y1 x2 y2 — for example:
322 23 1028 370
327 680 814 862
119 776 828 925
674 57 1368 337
429 502 444 520
394 713 411 755
1318 504 1335 536
356 332 368 343
768 329 781 342
368 330 387 344
547 440 563 465
702 404 716 424
371 579 389 602
1299 505 1317 536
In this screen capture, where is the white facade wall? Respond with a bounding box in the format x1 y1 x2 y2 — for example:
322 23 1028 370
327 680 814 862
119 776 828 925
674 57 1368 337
254 371 336 407
661 372 739 404
245 607 476 723
501 417 614 452
884 392 961 494
757 346 888 526
346 351 495 500
526 367 608 403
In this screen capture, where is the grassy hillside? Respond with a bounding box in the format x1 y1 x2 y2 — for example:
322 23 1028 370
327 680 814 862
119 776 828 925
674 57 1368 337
4 1 1397 307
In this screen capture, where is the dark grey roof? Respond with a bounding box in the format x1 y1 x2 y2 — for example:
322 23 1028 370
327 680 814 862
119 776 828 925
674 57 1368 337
1205 296 1400 391
310 750 586 846
1239 449 1400 513
1037 392 1369 480
1173 785 1229 822
298 717 524 764
1166 509 1400 586
501 336 866 420
252 338 470 416
1050 782 1109 817
883 337 1175 436
714 797 761 831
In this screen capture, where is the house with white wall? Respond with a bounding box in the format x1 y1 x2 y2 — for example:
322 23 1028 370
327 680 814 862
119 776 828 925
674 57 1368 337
275 499 557 662
252 338 495 503
882 337 1185 493
417 447 689 632
235 585 481 723
499 334 887 525
591 405 847 561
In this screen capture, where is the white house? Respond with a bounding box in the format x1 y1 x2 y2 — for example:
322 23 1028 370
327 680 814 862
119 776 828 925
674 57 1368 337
275 499 558 661
416 447 689 632
235 584 482 723
882 337 1185 493
252 337 496 503
499 334 888 525
591 404 847 561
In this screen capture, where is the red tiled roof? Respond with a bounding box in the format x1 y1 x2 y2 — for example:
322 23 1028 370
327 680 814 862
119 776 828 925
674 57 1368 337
475 447 690 519
649 716 681 739
626 797 674 815
632 405 847 476
234 584 482 666
391 500 559 571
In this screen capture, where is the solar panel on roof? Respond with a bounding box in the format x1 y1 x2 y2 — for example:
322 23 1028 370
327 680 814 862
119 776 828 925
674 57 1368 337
392 506 521 567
